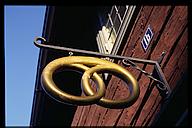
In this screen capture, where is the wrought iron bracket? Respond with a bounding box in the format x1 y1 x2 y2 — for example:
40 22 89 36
34 37 171 100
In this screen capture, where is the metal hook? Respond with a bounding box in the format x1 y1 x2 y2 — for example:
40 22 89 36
69 52 73 56
156 83 167 91
34 37 46 45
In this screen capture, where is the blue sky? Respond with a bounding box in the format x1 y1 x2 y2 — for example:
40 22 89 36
5 6 46 126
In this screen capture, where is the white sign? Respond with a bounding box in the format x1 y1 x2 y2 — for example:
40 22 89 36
141 25 153 51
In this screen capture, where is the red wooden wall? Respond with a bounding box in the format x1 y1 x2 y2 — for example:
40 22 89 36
71 6 188 126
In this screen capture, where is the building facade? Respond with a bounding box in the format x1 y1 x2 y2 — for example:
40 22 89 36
30 6 188 126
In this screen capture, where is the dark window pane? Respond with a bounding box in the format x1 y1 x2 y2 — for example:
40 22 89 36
111 8 116 23
97 6 112 26
118 6 126 19
106 18 112 29
114 17 121 32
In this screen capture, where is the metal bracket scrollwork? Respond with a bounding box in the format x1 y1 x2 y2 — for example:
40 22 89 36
34 37 171 108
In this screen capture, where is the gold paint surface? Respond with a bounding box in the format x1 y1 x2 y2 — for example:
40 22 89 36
41 56 139 108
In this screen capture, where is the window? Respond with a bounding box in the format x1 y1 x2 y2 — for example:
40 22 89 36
96 5 136 54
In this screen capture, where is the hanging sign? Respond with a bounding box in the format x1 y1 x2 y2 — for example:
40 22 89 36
141 25 153 51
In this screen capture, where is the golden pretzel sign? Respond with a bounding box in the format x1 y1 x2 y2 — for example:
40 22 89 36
41 56 140 109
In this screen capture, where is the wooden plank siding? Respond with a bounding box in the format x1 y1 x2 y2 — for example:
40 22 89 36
71 6 188 126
